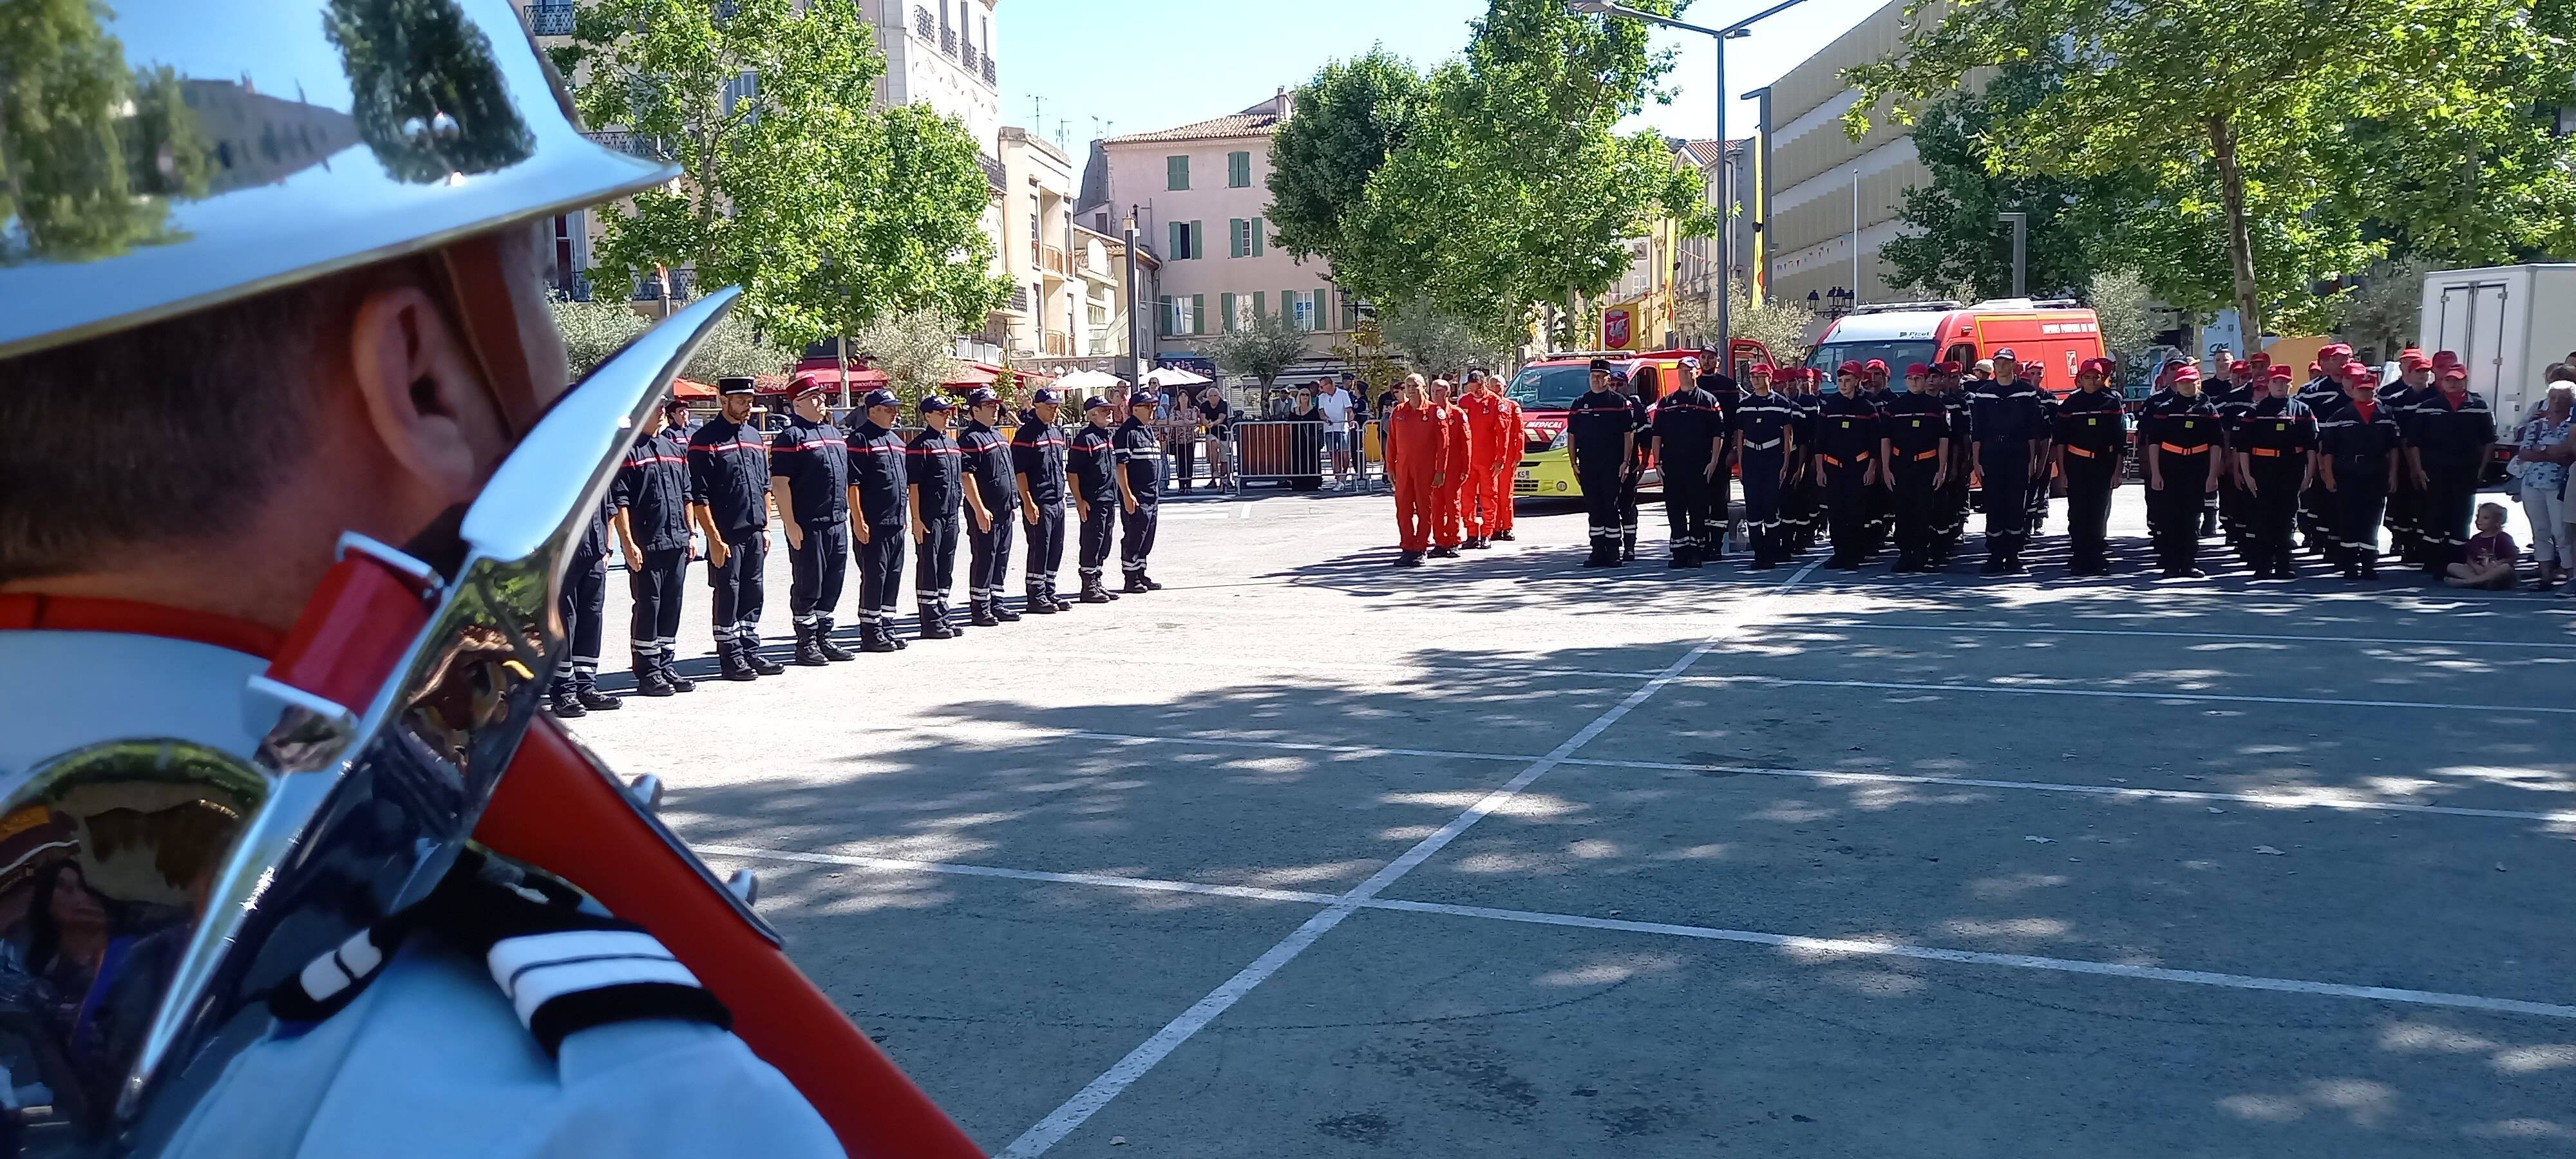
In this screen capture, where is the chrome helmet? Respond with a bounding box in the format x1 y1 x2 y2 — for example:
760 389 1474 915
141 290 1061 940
0 1 743 1153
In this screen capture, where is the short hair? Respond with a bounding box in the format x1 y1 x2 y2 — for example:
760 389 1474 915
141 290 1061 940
2548 364 2576 384
2476 501 2509 520
0 274 355 584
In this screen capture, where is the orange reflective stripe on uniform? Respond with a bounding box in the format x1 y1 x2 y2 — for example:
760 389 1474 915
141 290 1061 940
1913 449 1940 461
2065 446 2097 458
2159 442 2208 455
2249 447 2282 458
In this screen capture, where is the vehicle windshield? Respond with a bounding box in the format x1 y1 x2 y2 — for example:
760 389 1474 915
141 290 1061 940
1508 364 1609 410
1806 341 1938 392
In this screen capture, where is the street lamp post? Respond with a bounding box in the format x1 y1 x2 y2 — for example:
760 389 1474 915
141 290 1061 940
1570 0 1815 369
1998 211 2028 297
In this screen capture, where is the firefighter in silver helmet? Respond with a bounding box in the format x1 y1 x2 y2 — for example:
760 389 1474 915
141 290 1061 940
0 1 944 1154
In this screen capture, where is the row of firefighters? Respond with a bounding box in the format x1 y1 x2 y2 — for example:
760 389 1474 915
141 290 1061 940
1388 346 2497 579
1378 372 1531 564
549 379 1174 717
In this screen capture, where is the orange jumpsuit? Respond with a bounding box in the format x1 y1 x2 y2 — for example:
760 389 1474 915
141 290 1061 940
1385 401 1447 552
1493 397 1524 534
1459 390 1507 539
1431 402 1471 547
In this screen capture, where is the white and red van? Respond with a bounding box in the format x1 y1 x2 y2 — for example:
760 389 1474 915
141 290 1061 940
1803 298 2107 396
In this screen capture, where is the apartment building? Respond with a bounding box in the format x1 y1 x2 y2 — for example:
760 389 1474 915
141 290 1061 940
869 0 1001 156
1758 0 1927 314
1077 91 1349 373
992 126 1132 363
1675 137 1758 336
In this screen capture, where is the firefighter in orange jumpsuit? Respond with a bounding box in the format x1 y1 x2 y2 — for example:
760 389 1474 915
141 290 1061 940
1493 386 1525 541
1384 376 1445 566
1459 370 1509 549
1427 377 1472 556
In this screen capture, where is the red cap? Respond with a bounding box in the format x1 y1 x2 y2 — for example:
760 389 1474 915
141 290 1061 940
1864 359 1889 373
2321 343 2353 357
1837 361 1865 376
1904 363 1930 377
2078 357 2112 376
2268 366 2295 382
2340 362 2374 382
2248 351 2272 366
2022 361 2044 374
2172 364 2204 383
2307 363 2323 375
2228 360 2250 375
1936 360 1962 375
2439 364 2468 382
2432 349 2462 367
2400 350 2432 370
1749 362 1775 376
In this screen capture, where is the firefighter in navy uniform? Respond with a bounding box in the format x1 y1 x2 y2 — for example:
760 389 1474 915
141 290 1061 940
2378 349 2434 563
959 387 1021 625
1881 363 1952 572
1699 360 1743 556
2236 366 2318 578
2298 344 2354 558
768 381 857 666
1967 350 2047 574
1115 390 1168 591
1734 366 1801 569
616 404 697 695
846 388 913 652
1859 361 1899 556
2140 364 2223 577
2405 356 2497 574
1070 395 1125 601
2052 359 2128 576
2020 361 2057 539
2318 364 2405 578
1015 387 1075 612
549 493 623 717
1650 368 1724 567
688 377 782 681
907 395 966 638
2209 360 2257 555
1816 362 1882 570
1566 360 1638 567
1936 361 1976 565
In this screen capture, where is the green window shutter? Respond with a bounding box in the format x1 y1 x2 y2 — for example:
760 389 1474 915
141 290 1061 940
1168 221 1184 260
1191 294 1206 335
1251 291 1266 321
1311 289 1329 330
1229 151 1250 187
1156 296 1173 337
1191 221 1204 261
1220 292 1236 332
1251 217 1264 257
1227 218 1244 258
1167 155 1188 191
1283 288 1299 329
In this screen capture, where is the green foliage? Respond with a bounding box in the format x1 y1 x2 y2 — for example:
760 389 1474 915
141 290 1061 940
1723 285 1815 369
0 0 211 263
325 0 533 183
2085 268 2157 372
851 307 958 406
1327 319 1410 396
2329 256 2445 359
683 310 797 381
554 297 792 381
1846 0 2576 339
1377 299 1515 375
552 299 651 376
1879 67 2120 301
558 0 1005 351
1264 0 1715 339
1203 312 1310 389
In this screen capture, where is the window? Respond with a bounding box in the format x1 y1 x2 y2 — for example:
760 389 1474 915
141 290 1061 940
1228 218 1248 259
1166 220 1202 260
722 71 759 122
1290 290 1316 332
1227 151 1251 187
1166 154 1189 191
1339 290 1362 332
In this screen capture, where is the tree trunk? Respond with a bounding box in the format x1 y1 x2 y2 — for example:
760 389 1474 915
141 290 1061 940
2206 115 2261 342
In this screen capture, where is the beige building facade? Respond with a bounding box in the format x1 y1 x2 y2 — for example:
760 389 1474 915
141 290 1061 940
991 127 1131 363
1758 0 1928 315
1078 91 1350 375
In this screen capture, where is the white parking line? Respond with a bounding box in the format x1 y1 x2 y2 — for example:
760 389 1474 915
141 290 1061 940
987 560 1824 1159
1682 674 2576 715
1794 620 2576 651
703 843 2576 1022
1059 729 2576 825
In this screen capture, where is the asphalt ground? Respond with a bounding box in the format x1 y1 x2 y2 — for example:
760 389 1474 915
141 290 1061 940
568 482 2576 1158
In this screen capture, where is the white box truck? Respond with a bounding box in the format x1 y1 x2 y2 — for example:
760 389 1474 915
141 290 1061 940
2418 264 2576 440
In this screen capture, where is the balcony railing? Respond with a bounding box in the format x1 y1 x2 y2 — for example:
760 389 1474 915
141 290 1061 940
961 42 978 72
524 1 573 35
632 268 696 301
940 26 956 55
582 130 673 160
551 272 593 303
913 6 933 39
980 53 996 84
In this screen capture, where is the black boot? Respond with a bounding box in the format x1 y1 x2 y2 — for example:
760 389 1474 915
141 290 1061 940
970 600 1002 627
815 620 856 661
1025 590 1059 614
548 685 586 718
1080 579 1116 603
859 623 900 653
633 655 672 697
746 641 784 675
793 624 831 666
1667 546 1696 569
918 606 959 639
718 646 759 682
576 683 623 711
1048 585 1076 612
992 598 1023 622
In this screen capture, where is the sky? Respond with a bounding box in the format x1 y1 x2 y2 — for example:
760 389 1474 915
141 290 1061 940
994 0 1890 156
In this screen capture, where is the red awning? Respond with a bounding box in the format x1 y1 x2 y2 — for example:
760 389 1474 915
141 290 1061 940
672 377 718 399
790 366 889 394
942 364 998 388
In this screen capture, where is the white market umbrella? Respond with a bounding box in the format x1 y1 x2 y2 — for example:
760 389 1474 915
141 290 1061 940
1144 366 1211 387
1052 369 1124 393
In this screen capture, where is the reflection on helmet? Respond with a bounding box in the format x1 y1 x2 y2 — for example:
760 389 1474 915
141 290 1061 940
323 0 533 184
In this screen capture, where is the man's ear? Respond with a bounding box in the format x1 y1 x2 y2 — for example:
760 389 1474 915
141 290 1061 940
345 285 511 508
